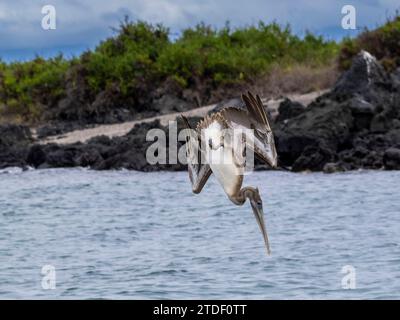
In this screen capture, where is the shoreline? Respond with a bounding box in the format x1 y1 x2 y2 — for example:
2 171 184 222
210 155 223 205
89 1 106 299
1 51 400 173
35 90 326 145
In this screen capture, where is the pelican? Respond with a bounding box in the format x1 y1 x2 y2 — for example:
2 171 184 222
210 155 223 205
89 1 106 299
181 91 278 254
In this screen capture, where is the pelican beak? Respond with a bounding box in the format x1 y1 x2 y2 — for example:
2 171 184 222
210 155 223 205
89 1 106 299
250 200 271 255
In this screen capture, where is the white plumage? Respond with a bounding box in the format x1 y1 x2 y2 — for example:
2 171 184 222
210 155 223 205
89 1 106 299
181 91 278 254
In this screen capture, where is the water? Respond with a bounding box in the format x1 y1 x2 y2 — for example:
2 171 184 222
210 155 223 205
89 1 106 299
0 168 400 299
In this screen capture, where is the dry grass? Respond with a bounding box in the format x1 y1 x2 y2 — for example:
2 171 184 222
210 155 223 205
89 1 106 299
204 61 338 105
253 62 338 99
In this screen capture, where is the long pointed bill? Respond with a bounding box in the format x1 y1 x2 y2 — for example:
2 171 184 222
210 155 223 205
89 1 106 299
251 203 271 255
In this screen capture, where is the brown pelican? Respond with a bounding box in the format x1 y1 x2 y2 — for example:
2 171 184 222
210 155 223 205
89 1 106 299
181 92 277 254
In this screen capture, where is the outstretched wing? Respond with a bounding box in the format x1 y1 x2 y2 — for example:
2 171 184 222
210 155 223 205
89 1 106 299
241 91 271 131
181 115 212 194
220 91 277 167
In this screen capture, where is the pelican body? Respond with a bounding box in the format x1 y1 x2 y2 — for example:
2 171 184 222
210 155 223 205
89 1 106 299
181 92 278 254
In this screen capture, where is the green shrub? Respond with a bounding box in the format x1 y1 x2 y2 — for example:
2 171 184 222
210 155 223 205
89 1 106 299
339 15 400 71
0 55 68 122
0 19 339 123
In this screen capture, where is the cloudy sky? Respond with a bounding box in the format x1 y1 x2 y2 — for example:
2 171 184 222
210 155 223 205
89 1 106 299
0 0 399 61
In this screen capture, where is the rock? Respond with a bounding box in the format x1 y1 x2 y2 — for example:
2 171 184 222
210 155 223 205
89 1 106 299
26 145 47 167
391 67 400 90
151 94 191 115
275 96 353 170
345 96 376 131
36 122 88 138
338 147 384 170
90 85 136 123
275 133 318 166
75 148 103 168
292 145 334 172
384 129 400 147
384 148 400 170
0 124 32 169
361 151 383 169
0 147 28 169
370 113 389 133
347 96 376 115
323 162 345 174
333 50 389 97
3 51 400 173
44 146 81 168
32 120 187 171
274 51 400 172
0 124 32 147
275 98 305 123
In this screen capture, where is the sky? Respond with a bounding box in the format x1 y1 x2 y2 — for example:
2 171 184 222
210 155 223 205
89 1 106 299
0 0 399 62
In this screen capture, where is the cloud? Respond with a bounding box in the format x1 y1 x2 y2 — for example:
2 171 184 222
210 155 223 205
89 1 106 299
0 0 399 60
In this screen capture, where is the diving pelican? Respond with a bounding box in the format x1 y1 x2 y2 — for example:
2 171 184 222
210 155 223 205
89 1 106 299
181 92 278 254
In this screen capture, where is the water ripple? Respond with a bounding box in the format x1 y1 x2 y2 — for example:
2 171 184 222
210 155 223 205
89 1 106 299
0 169 399 298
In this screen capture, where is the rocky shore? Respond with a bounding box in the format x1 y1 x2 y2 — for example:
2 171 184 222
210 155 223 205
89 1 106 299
1 51 400 172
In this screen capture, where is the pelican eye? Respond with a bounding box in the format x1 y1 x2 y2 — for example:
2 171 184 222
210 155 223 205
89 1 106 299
257 201 262 208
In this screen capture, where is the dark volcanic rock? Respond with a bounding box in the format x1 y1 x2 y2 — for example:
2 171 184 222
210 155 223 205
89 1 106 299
275 98 306 123
275 134 318 166
40 64 197 129
275 96 354 168
151 94 191 115
43 145 82 167
323 162 346 174
274 50 400 172
26 145 47 167
391 68 400 90
333 50 390 98
36 122 90 139
0 124 32 147
345 96 376 131
292 145 334 172
384 148 400 170
3 51 400 173
29 120 189 171
0 124 32 169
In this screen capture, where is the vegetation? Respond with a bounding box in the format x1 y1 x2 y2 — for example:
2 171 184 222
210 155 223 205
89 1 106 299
0 19 349 124
0 55 69 122
339 15 400 71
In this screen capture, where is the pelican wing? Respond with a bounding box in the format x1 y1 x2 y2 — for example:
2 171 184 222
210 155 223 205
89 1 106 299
181 115 212 193
220 92 277 167
241 91 271 130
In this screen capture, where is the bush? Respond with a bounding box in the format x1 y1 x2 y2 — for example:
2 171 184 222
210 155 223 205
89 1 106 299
0 55 69 122
339 15 400 71
0 19 339 124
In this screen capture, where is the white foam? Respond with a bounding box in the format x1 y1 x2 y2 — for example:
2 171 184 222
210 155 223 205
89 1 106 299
0 167 24 175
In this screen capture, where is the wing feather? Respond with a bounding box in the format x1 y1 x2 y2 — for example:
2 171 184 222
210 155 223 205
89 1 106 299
180 115 212 193
220 104 277 168
241 94 261 124
242 91 271 130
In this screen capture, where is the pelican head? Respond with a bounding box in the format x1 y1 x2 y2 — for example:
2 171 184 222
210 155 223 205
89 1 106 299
246 188 271 255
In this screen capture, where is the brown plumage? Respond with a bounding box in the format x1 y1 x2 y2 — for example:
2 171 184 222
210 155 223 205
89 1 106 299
181 91 277 255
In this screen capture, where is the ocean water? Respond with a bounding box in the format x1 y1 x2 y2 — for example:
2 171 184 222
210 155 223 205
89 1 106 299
0 168 399 299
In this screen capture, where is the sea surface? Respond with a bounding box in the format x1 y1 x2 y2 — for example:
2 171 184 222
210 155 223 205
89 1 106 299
0 168 399 299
